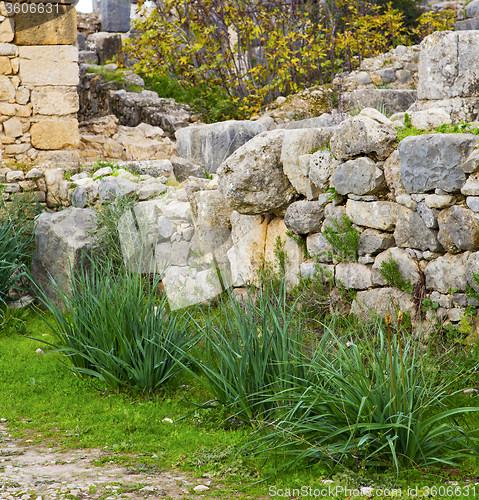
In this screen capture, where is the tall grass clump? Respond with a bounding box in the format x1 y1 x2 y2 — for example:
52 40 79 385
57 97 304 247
247 314 479 474
38 258 197 393
187 280 312 423
0 190 38 307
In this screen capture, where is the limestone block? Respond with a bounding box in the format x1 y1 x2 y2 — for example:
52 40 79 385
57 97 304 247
394 205 441 252
309 149 340 191
284 200 324 235
44 168 64 208
15 86 29 106
425 252 469 293
19 45 79 86
0 18 14 43
100 0 130 33
437 205 479 252
0 55 10 74
346 200 397 231
466 252 479 292
264 217 287 265
31 86 79 116
306 232 333 263
0 102 14 116
86 32 123 64
398 133 478 193
14 6 76 45
99 176 137 202
358 228 395 256
418 31 479 100
351 288 415 323
424 194 455 209
335 262 372 290
410 108 452 131
333 157 385 196
372 247 423 286
3 116 22 137
0 43 15 56
0 74 15 101
31 118 79 150
218 130 296 216
343 89 416 116
417 202 439 229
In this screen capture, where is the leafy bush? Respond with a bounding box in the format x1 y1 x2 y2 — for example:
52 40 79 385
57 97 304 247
186 280 311 423
38 258 197 393
0 191 39 307
322 216 360 263
247 315 479 474
380 257 413 292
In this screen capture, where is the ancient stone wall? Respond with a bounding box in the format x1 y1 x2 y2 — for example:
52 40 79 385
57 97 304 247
0 3 79 164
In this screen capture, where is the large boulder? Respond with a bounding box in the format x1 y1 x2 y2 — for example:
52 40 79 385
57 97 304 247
218 130 296 215
437 205 479 252
330 115 397 161
425 252 470 293
393 205 441 252
398 133 478 193
333 157 385 196
281 128 335 196
284 200 324 235
418 31 479 101
175 120 265 174
32 208 96 306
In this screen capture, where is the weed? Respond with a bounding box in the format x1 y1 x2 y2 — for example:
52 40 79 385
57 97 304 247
322 215 360 263
286 231 310 260
379 257 413 292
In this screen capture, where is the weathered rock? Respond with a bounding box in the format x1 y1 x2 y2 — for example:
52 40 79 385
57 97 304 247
466 0 479 17
467 197 479 212
284 236 304 289
99 176 137 202
301 262 335 279
227 212 268 286
425 252 470 293
264 217 287 265
32 208 96 306
344 89 417 116
19 45 79 86
176 120 265 174
417 202 439 229
31 86 79 116
462 148 479 174
393 205 441 252
398 133 478 193
461 172 479 196
309 149 340 191
346 200 397 231
455 17 479 30
100 0 130 32
78 50 98 64
3 117 22 138
383 150 406 199
14 5 76 45
330 115 397 161
306 232 333 263
358 228 395 256
333 157 385 196
31 118 80 150
372 247 423 286
218 130 296 215
409 108 452 130
284 200 324 235
418 31 479 100
283 116 339 129
44 168 65 208
424 194 455 209
86 32 122 64
359 108 393 127
437 205 479 252
321 203 347 232
466 252 479 292
335 262 372 290
351 287 415 323
281 128 335 196
170 156 206 182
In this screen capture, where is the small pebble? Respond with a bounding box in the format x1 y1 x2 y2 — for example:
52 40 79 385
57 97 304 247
193 484 210 492
36 348 45 355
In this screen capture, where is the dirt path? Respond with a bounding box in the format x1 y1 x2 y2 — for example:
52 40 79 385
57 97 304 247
0 423 217 499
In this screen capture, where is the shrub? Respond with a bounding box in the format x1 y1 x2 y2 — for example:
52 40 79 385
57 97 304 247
322 215 360 263
246 315 479 474
37 258 197 393
379 257 413 292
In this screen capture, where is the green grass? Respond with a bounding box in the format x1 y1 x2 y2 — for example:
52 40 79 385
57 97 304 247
397 121 479 143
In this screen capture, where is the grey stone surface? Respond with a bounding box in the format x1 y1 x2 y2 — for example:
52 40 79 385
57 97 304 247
346 200 397 231
170 156 206 182
409 108 452 131
309 149 340 191
461 172 479 196
467 197 479 212
330 115 397 161
383 150 406 198
424 194 455 209
72 186 88 208
466 0 479 18
176 120 265 174
437 205 479 252
425 252 470 293
218 130 296 215
462 148 479 174
358 228 395 256
300 262 335 279
417 202 439 229
351 287 415 323
32 208 96 306
284 116 339 129
344 89 417 116
86 32 123 65
455 18 479 30
335 262 373 290
395 70 412 84
418 31 479 100
377 68 396 84
393 205 441 252
306 232 333 263
281 128 335 196
284 201 324 235
372 247 422 286
466 251 479 292
333 157 385 196
78 51 98 65
100 0 130 32
322 203 346 232
398 133 478 193
99 176 137 201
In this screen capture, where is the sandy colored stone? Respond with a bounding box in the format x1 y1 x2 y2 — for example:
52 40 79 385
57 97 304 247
0 18 14 42
31 86 79 116
14 5 76 45
0 74 15 101
0 55 10 74
31 118 79 150
3 116 22 137
19 45 78 86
